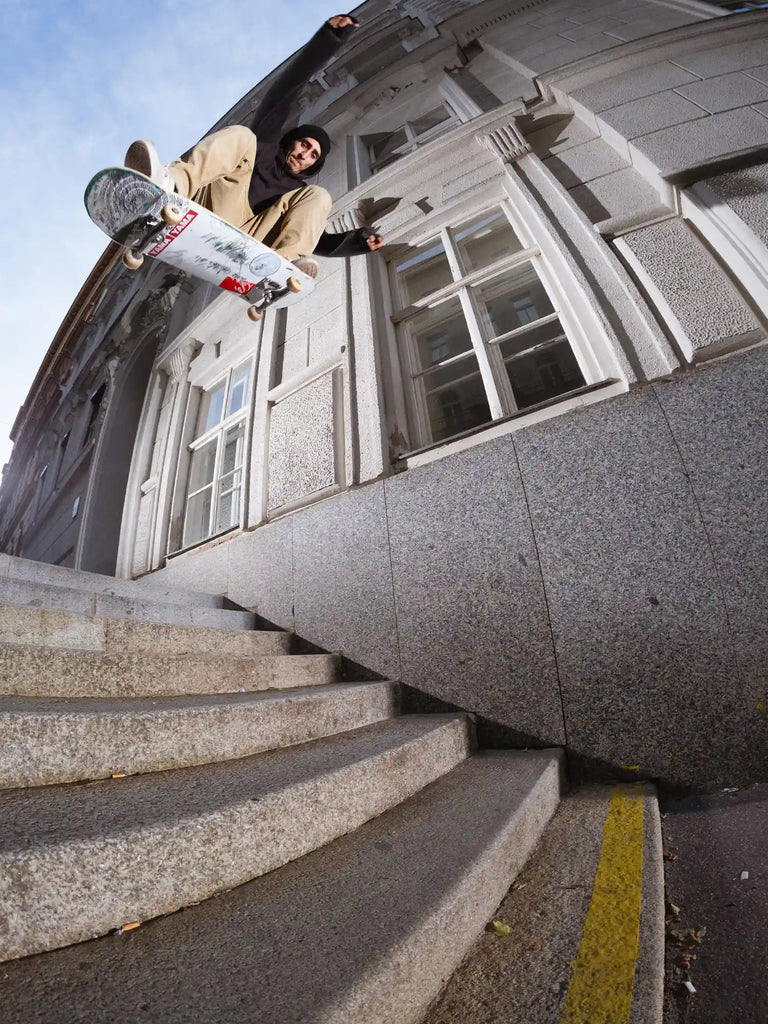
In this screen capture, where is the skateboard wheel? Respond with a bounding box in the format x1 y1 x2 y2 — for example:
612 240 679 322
122 250 144 270
161 203 184 225
287 276 302 293
246 306 263 322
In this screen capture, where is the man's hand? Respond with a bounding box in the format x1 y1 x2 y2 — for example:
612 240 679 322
328 15 360 30
366 233 384 252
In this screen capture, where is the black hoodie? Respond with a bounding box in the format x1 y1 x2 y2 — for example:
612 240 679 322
242 20 374 258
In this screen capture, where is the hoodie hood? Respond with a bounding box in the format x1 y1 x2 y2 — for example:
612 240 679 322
279 124 331 176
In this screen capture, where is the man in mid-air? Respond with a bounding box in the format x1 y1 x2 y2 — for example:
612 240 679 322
124 14 383 279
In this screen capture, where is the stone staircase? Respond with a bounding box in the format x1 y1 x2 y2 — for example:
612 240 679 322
0 555 664 1022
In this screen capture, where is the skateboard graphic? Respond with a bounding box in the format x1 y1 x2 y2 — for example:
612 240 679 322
84 167 315 321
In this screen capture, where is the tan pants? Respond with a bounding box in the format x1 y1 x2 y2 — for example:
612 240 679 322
168 125 332 261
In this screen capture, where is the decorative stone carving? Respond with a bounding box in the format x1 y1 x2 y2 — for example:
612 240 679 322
329 209 365 233
325 66 355 89
105 356 120 387
457 0 549 45
298 79 327 112
168 340 199 384
121 273 182 341
477 120 530 163
402 0 474 22
55 353 73 388
398 20 424 42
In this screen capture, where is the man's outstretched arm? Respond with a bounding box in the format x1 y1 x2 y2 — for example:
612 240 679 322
315 228 384 258
246 15 360 141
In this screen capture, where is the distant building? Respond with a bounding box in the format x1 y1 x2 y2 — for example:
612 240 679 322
2 0 768 787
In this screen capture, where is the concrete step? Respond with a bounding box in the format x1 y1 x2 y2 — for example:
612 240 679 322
0 750 562 1022
0 602 289 656
0 552 222 607
0 643 339 698
0 577 254 629
0 681 398 788
0 714 472 962
424 783 664 1024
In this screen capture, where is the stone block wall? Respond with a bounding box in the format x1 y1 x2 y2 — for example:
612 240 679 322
153 345 768 791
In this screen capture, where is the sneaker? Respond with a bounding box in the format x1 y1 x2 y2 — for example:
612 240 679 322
124 140 177 193
292 257 319 279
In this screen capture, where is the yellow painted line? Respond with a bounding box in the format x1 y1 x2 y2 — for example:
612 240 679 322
560 786 645 1024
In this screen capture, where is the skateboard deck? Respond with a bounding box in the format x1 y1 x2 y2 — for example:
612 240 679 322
84 167 314 319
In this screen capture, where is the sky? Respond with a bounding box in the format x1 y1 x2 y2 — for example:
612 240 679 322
0 0 356 470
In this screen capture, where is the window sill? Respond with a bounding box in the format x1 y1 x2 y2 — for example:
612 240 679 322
398 379 626 471
166 523 243 562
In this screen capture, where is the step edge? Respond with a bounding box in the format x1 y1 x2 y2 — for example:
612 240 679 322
0 715 471 961
0 682 401 789
319 750 565 1023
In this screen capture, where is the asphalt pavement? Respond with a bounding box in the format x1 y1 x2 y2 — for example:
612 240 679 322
662 784 768 1024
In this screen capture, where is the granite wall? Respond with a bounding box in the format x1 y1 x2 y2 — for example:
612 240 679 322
151 344 768 790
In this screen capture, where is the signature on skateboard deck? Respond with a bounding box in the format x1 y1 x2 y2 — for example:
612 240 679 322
84 167 315 321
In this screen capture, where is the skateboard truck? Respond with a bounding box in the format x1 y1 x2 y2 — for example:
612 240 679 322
245 276 303 321
121 203 184 270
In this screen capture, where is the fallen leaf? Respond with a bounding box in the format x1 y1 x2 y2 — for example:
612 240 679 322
665 899 681 921
675 953 697 970
487 919 511 937
663 848 679 862
667 925 706 947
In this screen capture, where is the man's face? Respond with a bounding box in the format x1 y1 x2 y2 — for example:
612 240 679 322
285 137 321 173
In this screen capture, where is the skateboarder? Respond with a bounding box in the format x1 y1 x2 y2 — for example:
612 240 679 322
124 15 383 279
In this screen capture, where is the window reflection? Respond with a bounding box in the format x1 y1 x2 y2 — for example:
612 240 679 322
395 241 453 304
473 266 555 340
499 322 585 409
411 298 473 369
454 211 523 274
423 356 492 441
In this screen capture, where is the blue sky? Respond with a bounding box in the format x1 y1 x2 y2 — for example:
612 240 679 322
0 0 354 469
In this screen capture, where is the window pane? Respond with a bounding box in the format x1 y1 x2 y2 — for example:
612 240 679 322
473 265 555 339
395 241 453 304
454 210 524 274
216 480 241 532
221 423 245 477
196 381 226 435
187 439 217 494
216 424 244 532
227 363 250 418
183 487 212 547
368 129 409 168
422 354 492 441
500 321 586 409
410 298 473 370
411 107 451 136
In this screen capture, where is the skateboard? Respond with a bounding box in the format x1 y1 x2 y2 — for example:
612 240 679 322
84 167 314 321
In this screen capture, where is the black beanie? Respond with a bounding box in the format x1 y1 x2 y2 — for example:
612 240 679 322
279 124 332 175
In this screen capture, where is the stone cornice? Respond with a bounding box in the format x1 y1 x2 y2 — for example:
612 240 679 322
536 7 764 94
10 243 122 444
441 0 552 45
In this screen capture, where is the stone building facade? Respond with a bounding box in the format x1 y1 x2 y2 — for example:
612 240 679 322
2 0 768 787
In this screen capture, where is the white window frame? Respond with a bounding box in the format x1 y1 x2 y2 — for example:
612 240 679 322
390 199 602 449
350 102 461 185
181 361 252 549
